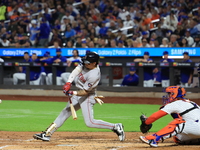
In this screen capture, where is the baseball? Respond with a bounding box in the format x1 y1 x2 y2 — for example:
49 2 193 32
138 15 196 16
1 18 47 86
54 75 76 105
0 99 2 103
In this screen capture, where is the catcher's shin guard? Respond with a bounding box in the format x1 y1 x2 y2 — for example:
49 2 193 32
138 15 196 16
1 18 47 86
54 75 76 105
155 118 185 142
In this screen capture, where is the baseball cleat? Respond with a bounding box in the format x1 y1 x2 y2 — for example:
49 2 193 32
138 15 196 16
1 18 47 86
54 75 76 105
139 136 158 147
33 132 50 141
113 123 125 141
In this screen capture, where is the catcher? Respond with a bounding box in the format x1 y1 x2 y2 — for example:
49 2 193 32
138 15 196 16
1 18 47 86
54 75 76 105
139 86 200 147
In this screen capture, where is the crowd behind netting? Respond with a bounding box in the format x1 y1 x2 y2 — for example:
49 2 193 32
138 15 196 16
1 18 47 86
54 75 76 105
0 0 200 49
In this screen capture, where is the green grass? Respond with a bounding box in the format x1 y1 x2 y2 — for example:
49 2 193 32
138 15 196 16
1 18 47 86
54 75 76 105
0 100 172 132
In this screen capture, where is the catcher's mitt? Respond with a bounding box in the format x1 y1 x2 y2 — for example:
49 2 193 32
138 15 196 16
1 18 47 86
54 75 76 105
140 114 153 134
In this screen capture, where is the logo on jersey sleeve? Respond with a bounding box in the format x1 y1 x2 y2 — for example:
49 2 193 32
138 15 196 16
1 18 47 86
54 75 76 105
88 83 92 87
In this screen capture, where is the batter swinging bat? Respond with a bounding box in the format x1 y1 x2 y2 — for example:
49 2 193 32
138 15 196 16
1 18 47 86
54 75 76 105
68 96 77 120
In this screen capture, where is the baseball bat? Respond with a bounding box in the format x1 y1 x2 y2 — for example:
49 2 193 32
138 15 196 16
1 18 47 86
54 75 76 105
69 97 77 120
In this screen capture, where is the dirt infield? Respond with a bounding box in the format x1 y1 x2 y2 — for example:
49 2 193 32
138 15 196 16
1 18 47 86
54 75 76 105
1 95 200 150
1 131 200 150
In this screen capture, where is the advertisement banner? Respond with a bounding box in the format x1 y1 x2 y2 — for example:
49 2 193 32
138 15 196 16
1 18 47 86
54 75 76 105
0 47 199 57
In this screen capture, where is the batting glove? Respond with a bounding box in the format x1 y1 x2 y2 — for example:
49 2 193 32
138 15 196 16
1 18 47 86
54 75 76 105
66 90 74 96
63 82 71 94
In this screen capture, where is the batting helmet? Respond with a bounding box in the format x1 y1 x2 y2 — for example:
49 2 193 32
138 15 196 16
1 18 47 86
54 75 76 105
82 52 100 65
162 86 186 105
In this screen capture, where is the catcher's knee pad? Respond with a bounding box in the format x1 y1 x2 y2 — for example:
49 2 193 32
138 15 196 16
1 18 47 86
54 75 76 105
156 118 185 137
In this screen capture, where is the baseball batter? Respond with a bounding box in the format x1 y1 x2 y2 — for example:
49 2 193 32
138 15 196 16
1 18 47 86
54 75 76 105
139 86 200 147
33 52 125 142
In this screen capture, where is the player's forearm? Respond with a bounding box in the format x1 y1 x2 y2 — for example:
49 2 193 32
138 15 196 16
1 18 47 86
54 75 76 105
145 110 168 125
134 58 143 62
72 89 89 96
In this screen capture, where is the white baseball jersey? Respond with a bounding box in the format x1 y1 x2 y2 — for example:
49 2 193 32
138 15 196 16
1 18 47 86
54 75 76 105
161 100 200 122
75 64 100 93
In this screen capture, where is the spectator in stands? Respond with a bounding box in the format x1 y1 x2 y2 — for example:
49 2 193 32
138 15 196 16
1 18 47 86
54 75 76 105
92 21 100 36
64 24 76 42
48 29 62 47
117 40 125 48
189 18 200 37
7 19 18 33
116 30 123 41
29 19 39 47
153 67 161 87
48 40 61 48
38 18 51 47
141 31 150 41
110 39 117 47
150 9 160 29
80 40 88 48
155 23 165 44
134 51 154 87
0 3 6 21
192 34 200 47
99 21 109 38
160 51 174 87
0 36 10 47
162 10 178 32
61 10 74 24
118 7 129 21
74 36 82 48
65 40 74 48
13 52 30 85
178 38 189 47
61 17 70 32
185 29 194 47
135 37 142 47
160 37 169 47
159 6 170 18
10 10 19 21
174 23 185 40
141 13 151 30
123 14 134 33
169 34 178 47
67 49 82 67
88 40 95 48
106 11 116 21
149 39 156 47
141 38 150 47
126 39 134 47
121 67 139 86
180 52 194 88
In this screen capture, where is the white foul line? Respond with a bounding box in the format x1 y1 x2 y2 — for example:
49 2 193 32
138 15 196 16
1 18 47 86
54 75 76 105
0 145 11 149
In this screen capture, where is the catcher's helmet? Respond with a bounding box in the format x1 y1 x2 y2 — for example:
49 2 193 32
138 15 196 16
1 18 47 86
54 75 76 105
162 86 186 105
82 52 100 64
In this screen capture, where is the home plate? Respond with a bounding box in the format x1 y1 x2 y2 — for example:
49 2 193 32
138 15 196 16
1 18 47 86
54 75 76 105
57 144 79 146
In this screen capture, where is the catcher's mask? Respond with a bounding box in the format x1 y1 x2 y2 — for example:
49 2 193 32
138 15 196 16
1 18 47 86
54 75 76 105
81 52 99 65
162 86 186 105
